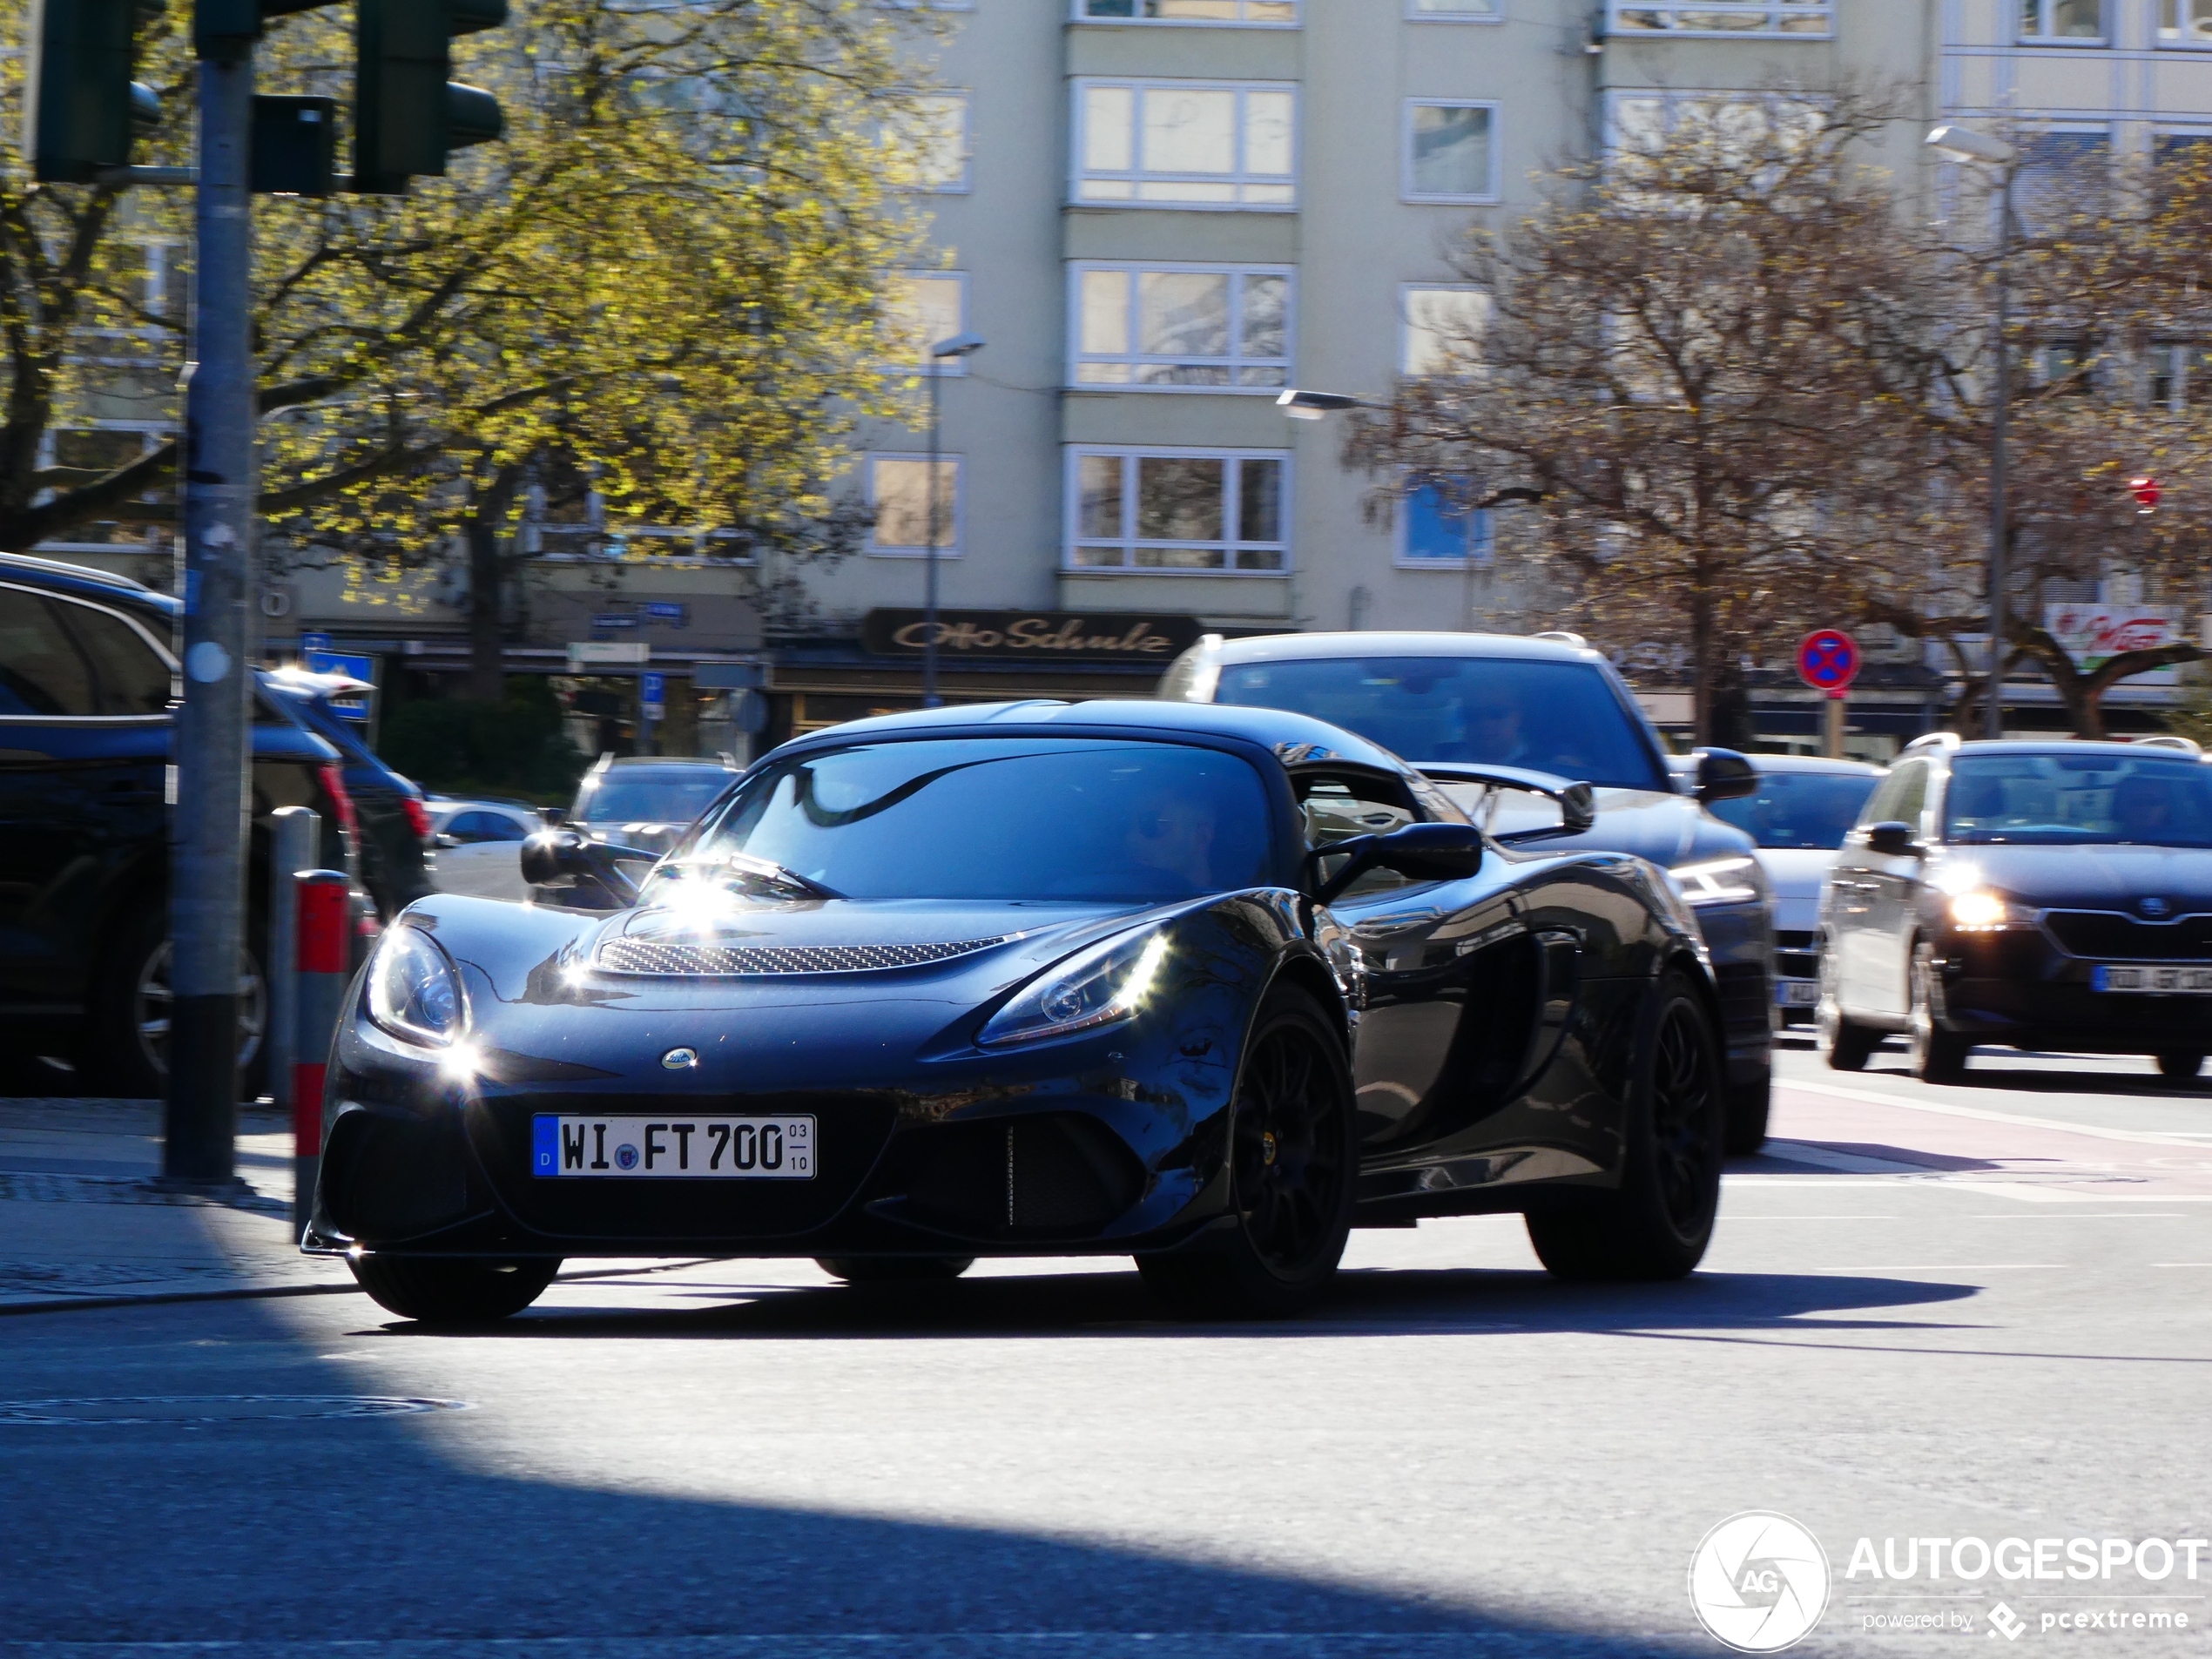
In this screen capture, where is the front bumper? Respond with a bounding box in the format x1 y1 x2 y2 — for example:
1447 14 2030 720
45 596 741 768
1933 930 2212 1054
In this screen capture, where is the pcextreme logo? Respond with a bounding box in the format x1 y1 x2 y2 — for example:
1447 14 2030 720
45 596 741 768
1689 1512 1833 1653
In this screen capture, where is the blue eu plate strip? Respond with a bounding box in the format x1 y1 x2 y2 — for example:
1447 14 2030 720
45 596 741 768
2092 966 2109 991
532 1115 558 1176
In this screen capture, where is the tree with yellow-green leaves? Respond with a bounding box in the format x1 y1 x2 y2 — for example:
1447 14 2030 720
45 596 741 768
0 0 940 697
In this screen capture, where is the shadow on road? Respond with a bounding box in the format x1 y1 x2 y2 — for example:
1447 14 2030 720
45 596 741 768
357 1263 1979 1345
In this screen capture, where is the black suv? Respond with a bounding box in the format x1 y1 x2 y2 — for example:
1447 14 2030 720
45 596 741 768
263 668 432 919
0 554 361 1095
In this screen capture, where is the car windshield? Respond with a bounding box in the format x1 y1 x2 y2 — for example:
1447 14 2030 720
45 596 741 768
1706 771 1881 850
1212 656 1669 791
685 738 1275 901
1943 752 2212 848
575 771 729 826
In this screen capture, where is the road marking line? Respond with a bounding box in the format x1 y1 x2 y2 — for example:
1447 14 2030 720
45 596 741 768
1778 1076 2212 1148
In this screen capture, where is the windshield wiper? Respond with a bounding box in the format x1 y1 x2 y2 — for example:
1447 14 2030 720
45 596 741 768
725 851 844 900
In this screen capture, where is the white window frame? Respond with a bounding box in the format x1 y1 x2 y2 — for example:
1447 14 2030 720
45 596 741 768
1603 0 1831 37
1399 283 1490 379
1393 479 1494 570
1068 262 1295 393
1063 445 1292 575
2161 0 2212 44
885 270 972 376
36 423 173 556
1405 0 1505 18
2020 0 2107 43
1403 99 1501 206
898 91 972 194
1072 0 1300 24
867 453 964 558
1071 80 1298 212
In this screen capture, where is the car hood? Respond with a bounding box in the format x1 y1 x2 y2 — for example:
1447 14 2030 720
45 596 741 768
1757 847 1843 933
1940 844 2212 911
1447 781 1753 869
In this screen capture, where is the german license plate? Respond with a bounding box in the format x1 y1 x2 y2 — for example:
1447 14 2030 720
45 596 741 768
531 1115 814 1178
1776 980 1820 1008
2091 965 2212 995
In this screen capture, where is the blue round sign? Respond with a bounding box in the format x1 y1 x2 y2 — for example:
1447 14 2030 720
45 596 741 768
1796 629 1860 694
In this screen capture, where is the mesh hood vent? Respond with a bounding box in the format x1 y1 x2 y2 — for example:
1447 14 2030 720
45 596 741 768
596 936 1014 977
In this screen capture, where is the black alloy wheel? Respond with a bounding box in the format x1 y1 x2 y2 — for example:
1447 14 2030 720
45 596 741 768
816 1257 974 1284
1816 944 1879 1072
2156 1051 2205 1082
349 1257 562 1325
1137 984 1356 1318
93 905 269 1098
1907 941 1971 1084
1527 970 1724 1281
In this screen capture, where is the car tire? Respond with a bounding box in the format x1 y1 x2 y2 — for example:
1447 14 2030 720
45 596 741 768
1723 1075 1770 1156
1816 948 1878 1073
349 1256 561 1324
816 1257 974 1284
1136 984 1355 1319
2156 1051 2205 1082
1525 969 1724 1282
1907 942 1971 1083
90 905 270 1100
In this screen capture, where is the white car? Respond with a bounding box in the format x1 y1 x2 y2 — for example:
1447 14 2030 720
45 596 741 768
1699 755 1883 1025
424 799 548 902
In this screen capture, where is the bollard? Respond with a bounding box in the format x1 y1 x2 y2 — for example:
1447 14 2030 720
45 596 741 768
292 870 353 1242
265 807 319 1127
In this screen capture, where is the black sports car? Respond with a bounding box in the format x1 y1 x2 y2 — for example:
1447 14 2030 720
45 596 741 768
1821 734 2212 1082
307 700 1730 1324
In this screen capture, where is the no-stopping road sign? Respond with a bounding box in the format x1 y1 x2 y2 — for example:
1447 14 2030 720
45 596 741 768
1796 629 1860 696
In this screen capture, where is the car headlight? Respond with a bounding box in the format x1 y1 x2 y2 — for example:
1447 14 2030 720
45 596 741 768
1948 890 2037 932
366 926 467 1048
1671 855 1764 908
978 926 1171 1049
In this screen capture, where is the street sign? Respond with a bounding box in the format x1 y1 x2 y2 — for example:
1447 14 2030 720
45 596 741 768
300 631 333 651
1796 629 1860 697
640 672 665 723
642 601 689 625
303 650 376 721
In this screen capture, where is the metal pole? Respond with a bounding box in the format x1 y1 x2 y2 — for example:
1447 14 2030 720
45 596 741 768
165 34 257 1182
923 367 942 709
265 808 315 1115
1986 166 2013 742
1824 693 1847 759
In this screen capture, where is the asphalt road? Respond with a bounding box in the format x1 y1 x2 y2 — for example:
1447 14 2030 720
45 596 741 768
5 1039 2210 1659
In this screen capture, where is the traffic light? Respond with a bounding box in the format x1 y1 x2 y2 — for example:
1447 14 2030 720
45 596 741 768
24 0 163 184
353 0 509 195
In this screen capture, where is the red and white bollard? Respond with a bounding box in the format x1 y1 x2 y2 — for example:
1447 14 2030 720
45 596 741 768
292 870 353 1241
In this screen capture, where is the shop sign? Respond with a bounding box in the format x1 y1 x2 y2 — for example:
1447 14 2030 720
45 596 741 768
569 641 651 667
642 602 690 625
860 609 1204 664
2043 605 2180 671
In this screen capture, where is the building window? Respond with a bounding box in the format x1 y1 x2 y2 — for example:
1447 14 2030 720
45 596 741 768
2020 0 2103 39
1408 0 1502 17
1071 265 1291 389
2161 0 2212 42
1405 101 1498 203
2015 130 2110 230
1067 448 1290 572
896 93 970 192
884 273 969 372
1401 286 1489 377
1608 0 1830 35
1074 81 1297 209
1398 482 1493 569
1076 1 1298 22
868 455 961 556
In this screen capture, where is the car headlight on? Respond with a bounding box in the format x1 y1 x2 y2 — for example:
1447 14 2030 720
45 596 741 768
366 926 467 1048
1948 890 2037 932
1670 855 1764 908
979 927 1171 1049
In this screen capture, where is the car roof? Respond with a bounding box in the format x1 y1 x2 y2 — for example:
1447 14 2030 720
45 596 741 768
0 552 178 623
775 698 1416 775
1950 739 2208 761
587 757 738 773
1204 630 1607 667
1742 753 1884 775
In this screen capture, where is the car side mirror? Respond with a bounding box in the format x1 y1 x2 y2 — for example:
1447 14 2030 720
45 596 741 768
519 829 583 887
1865 820 1923 859
1693 747 1758 805
1309 822 1487 906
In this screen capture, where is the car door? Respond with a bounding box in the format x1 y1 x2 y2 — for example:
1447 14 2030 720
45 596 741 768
1296 765 1608 1176
0 588 172 1018
1860 759 1930 1016
1831 764 1906 1010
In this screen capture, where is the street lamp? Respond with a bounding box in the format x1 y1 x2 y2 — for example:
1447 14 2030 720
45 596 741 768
922 331 985 709
1927 122 2019 739
1276 388 1381 421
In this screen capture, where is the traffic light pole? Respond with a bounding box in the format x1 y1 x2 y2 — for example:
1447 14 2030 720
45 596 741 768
165 31 257 1184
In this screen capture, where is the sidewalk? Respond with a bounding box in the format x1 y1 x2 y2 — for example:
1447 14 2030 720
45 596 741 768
0 1096 358 1312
